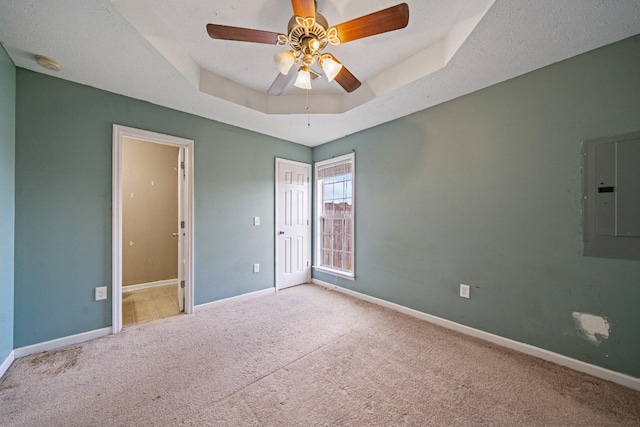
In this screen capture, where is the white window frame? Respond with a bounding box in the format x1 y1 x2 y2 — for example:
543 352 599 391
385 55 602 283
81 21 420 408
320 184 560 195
314 153 355 280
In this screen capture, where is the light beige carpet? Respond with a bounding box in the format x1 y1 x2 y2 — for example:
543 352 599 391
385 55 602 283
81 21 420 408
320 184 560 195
1 284 639 426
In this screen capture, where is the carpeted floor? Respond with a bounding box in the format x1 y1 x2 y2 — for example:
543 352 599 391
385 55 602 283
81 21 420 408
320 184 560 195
1 284 639 426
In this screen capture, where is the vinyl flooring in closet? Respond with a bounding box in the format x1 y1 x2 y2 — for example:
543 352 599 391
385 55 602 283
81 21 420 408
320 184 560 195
122 284 181 326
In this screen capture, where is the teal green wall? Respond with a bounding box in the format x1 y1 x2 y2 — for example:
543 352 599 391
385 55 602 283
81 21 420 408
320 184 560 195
0 46 15 362
15 69 311 347
313 35 640 378
10 33 640 379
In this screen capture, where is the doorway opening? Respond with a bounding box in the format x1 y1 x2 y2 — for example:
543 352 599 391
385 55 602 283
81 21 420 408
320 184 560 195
112 125 194 333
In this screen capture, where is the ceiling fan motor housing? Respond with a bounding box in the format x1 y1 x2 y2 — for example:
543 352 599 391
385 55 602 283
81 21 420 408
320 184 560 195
287 13 331 54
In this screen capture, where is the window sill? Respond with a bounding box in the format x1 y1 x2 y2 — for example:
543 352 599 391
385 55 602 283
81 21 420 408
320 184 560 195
312 266 355 281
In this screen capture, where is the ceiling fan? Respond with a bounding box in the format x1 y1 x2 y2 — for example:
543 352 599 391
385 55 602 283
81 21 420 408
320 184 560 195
206 1 409 95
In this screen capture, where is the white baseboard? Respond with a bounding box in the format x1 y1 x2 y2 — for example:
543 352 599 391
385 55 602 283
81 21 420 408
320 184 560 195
13 327 113 359
312 279 640 391
12 287 275 360
122 278 178 292
194 287 275 313
0 350 15 379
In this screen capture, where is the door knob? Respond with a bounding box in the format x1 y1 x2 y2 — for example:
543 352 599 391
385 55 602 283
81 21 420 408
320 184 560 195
172 233 179 237
279 231 285 235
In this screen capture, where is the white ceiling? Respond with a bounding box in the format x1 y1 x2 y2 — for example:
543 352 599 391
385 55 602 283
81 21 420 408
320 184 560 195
1 1 639 146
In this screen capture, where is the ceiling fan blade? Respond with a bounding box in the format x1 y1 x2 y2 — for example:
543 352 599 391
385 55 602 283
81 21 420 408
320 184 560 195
332 3 409 44
334 65 361 93
309 69 322 80
206 24 281 45
268 72 296 96
291 0 316 18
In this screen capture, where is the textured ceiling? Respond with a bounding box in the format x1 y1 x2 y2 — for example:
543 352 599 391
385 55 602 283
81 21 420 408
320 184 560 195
1 1 639 146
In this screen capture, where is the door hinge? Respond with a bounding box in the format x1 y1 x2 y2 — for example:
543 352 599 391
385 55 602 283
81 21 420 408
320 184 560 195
307 177 310 183
307 261 309 267
180 280 185 289
307 219 309 225
181 221 185 229
180 161 185 170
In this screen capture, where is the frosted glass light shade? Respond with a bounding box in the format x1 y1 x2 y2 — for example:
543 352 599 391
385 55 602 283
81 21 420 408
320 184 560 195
294 68 312 89
274 51 296 75
321 56 343 82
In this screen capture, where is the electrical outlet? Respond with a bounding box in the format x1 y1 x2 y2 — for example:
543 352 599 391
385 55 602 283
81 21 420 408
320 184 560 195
254 216 260 226
95 286 108 301
253 263 260 273
460 284 470 299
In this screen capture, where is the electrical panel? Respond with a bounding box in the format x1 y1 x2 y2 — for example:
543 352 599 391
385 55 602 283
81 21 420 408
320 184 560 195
582 131 640 260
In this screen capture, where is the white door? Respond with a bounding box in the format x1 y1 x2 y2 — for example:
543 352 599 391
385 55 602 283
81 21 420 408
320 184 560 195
275 158 311 290
177 147 185 311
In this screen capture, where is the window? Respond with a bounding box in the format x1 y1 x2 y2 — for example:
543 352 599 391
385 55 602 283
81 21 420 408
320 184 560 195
314 153 355 279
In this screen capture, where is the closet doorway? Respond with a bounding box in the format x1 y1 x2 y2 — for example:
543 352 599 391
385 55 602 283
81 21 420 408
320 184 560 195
112 125 194 333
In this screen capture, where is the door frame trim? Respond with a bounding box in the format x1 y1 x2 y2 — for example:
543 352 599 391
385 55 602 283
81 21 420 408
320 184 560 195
274 158 312 291
112 124 195 333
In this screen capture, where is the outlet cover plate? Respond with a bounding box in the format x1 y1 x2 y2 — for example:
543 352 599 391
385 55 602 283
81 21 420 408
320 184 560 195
95 286 108 301
460 284 470 299
253 263 260 273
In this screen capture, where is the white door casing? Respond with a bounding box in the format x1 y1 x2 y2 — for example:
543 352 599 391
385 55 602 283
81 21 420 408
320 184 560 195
275 158 311 290
112 125 194 333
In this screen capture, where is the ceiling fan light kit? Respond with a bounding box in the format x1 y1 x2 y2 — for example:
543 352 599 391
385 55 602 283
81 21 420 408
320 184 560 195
319 54 342 82
207 1 409 95
294 66 312 89
275 50 297 75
